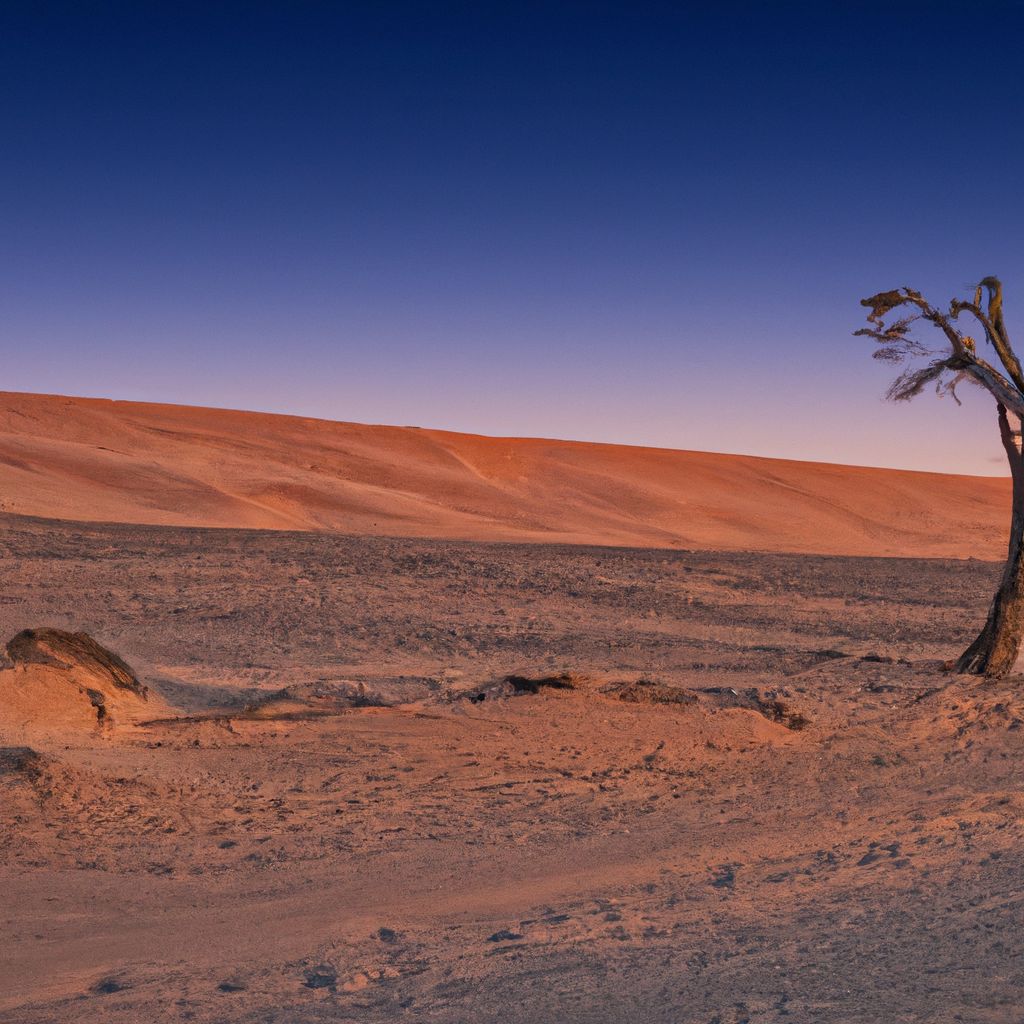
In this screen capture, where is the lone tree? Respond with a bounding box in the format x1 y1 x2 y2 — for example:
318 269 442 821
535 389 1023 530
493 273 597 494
857 277 1024 676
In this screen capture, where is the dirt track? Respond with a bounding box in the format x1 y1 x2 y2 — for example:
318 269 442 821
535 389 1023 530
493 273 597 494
2 512 1024 1023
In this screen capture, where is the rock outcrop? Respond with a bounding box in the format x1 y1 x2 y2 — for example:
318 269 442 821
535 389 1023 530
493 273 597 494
0 629 155 739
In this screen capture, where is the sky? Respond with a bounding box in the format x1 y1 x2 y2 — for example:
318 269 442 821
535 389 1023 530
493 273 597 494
3 1 1024 475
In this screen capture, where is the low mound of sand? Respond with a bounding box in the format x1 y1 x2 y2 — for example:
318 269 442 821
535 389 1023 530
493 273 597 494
139 680 393 729
243 681 389 719
0 391 1011 557
7 629 146 697
452 672 809 744
0 629 158 740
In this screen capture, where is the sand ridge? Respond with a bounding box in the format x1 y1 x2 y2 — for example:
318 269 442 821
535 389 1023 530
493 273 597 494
0 390 1010 557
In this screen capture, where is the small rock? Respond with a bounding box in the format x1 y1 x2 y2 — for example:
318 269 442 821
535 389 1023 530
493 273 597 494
710 865 737 889
303 964 338 989
92 977 127 994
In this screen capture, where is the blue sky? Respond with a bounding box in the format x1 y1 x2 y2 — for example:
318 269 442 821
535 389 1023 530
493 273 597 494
3 2 1024 474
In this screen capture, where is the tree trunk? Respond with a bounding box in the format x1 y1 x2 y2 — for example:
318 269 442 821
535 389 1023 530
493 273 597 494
957 404 1024 676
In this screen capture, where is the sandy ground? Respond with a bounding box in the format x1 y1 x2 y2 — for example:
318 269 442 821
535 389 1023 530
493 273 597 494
3 511 1024 1022
0 391 1011 557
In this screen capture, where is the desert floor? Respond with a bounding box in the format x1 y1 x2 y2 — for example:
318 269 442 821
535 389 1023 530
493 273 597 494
2 512 1023 1023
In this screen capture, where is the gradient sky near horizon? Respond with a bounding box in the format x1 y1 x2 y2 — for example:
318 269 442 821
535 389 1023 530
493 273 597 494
4 2 1024 475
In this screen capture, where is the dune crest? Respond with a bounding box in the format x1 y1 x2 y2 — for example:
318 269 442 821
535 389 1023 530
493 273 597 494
0 391 1010 557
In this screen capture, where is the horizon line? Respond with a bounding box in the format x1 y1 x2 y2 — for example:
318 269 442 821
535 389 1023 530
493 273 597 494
2 388 1011 482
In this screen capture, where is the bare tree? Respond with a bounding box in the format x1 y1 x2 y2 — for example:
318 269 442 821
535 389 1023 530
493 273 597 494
857 277 1024 677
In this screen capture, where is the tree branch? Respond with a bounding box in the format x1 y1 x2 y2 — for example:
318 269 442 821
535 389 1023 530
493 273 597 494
951 280 1024 392
961 358 1024 418
982 276 1010 347
858 283 1024 416
906 296 969 359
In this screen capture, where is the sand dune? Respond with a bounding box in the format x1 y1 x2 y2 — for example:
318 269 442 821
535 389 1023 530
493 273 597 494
0 391 1009 557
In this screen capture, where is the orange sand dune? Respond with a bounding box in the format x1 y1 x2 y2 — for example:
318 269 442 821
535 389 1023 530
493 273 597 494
0 391 1010 557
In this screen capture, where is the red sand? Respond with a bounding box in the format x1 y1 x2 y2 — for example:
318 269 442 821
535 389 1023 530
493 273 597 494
0 391 1010 557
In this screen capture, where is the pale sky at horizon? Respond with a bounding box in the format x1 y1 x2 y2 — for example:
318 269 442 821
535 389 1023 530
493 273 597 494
3 2 1023 477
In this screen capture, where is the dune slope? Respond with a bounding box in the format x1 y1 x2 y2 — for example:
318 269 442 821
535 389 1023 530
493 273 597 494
0 391 1009 556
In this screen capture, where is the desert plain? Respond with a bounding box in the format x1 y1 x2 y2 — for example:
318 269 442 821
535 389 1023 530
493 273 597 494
2 393 1023 1023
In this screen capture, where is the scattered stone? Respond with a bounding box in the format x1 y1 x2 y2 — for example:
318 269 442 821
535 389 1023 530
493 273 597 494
699 686 809 730
487 929 523 942
711 864 737 889
0 746 45 777
614 679 698 705
505 673 576 694
642 740 666 766
303 964 338 989
92 977 128 994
